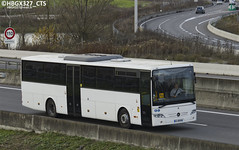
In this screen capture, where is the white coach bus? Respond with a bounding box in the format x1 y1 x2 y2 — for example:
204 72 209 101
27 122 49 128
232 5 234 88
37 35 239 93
21 53 196 128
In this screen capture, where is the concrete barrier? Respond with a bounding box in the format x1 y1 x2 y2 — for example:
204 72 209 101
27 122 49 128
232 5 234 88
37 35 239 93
0 110 239 150
0 71 20 85
195 75 239 111
208 17 239 43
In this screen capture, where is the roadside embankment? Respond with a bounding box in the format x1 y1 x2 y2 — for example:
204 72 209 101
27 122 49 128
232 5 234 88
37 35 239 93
207 14 239 43
0 110 238 150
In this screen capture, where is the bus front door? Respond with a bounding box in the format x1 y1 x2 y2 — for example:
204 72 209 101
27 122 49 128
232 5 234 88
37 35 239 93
140 72 152 126
67 66 81 116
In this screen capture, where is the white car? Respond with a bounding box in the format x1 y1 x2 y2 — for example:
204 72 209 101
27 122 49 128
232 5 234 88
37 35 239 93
217 0 223 5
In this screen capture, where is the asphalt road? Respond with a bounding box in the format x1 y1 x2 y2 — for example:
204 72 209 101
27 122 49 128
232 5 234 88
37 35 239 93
142 3 239 50
0 84 239 145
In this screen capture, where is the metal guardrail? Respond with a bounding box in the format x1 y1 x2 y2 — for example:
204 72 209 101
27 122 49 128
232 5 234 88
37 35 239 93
0 58 21 70
0 72 6 78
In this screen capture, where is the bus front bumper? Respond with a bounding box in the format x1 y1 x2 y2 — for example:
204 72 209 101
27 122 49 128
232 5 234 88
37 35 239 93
152 113 196 127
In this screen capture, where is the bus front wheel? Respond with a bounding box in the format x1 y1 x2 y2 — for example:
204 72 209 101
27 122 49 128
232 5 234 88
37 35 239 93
118 109 131 128
46 99 57 117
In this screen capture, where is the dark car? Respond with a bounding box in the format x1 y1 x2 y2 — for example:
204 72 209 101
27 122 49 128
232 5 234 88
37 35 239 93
195 6 205 14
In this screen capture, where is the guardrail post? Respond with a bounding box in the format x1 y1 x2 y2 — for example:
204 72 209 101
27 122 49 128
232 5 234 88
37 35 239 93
5 61 7 70
17 62 19 70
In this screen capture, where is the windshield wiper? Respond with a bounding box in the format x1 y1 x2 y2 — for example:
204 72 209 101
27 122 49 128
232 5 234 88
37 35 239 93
158 105 166 108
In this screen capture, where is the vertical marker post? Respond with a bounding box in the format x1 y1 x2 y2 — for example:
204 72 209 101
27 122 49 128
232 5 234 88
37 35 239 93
134 0 138 33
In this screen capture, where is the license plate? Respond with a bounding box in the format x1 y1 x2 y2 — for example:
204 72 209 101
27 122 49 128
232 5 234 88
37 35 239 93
174 119 183 123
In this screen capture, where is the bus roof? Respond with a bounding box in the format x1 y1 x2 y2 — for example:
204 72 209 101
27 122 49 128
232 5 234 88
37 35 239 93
21 53 193 70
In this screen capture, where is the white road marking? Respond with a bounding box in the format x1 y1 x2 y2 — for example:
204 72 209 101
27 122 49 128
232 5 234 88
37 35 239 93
186 122 208 127
186 109 239 127
212 38 218 42
195 26 206 36
179 11 230 37
198 17 218 25
198 110 239 117
158 19 170 31
0 86 21 91
179 17 197 36
195 17 220 37
140 15 167 27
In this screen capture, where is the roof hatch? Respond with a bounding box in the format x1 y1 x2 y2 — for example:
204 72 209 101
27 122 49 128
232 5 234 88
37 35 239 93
63 53 123 62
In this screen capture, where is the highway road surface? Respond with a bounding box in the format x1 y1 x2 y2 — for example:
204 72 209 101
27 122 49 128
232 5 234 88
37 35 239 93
142 3 239 50
0 84 239 145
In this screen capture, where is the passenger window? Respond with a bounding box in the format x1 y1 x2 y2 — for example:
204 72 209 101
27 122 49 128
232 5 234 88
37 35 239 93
82 66 96 88
96 67 114 90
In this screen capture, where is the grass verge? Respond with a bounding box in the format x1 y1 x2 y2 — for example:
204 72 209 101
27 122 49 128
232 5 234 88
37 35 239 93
215 13 239 35
111 0 150 8
0 129 152 150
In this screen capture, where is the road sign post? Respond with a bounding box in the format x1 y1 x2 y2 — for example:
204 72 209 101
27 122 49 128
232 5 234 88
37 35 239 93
134 0 138 33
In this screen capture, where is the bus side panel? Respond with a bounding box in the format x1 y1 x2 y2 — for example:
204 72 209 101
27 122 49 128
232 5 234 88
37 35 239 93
81 88 141 125
22 82 67 114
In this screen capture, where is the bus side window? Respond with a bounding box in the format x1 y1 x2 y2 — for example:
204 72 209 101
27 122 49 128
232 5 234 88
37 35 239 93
82 66 96 88
96 67 114 90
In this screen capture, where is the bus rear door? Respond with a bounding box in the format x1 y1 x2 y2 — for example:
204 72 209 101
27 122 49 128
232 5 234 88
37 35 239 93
67 66 81 116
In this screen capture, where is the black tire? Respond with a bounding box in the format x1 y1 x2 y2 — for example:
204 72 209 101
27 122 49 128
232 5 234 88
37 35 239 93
46 99 57 117
118 109 131 128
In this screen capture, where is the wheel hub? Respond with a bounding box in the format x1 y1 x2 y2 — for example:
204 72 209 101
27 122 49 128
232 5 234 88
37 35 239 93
121 114 129 124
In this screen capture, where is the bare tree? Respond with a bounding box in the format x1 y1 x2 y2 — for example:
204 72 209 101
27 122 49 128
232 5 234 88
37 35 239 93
18 9 28 47
8 9 33 48
59 0 112 43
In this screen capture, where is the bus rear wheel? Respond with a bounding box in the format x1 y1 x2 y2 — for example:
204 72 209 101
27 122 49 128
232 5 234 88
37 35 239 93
118 109 131 128
46 99 57 117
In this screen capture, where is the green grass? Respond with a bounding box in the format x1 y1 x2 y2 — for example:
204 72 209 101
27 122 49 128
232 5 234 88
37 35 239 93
111 0 150 8
111 0 135 8
215 14 239 35
0 129 152 150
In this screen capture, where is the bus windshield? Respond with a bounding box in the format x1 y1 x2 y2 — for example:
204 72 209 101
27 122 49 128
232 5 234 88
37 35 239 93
152 66 195 106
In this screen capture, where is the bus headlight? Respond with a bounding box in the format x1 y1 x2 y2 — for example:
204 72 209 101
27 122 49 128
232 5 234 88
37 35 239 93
153 114 166 118
190 109 196 115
